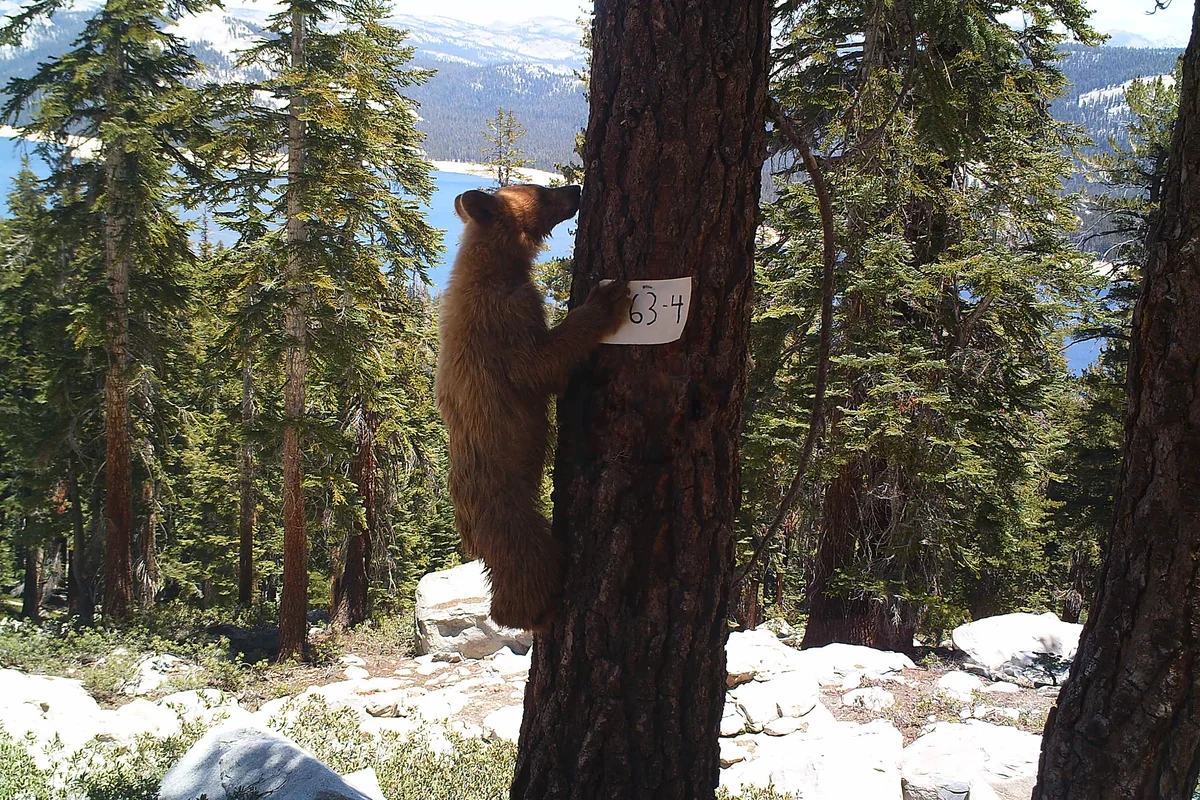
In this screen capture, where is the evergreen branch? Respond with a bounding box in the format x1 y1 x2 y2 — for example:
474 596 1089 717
735 98 837 589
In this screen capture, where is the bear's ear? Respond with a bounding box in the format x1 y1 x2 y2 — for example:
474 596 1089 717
455 190 498 225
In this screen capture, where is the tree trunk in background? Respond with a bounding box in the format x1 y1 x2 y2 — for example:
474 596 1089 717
134 479 158 607
21 543 41 622
101 121 134 623
510 2 768 797
1034 6 1200 798
333 413 375 629
40 537 65 608
277 7 309 663
238 342 257 608
802 459 915 652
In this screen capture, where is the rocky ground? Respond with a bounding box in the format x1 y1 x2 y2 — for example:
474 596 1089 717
0 560 1084 800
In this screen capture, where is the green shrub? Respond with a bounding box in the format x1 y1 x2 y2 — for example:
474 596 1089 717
0 732 52 800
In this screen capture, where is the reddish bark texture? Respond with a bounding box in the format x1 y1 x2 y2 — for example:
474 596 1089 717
1034 6 1200 798
510 2 769 798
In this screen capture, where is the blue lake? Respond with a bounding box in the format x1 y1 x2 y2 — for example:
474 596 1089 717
0 136 1097 370
0 137 576 290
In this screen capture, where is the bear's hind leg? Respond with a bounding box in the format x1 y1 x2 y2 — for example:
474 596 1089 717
479 506 563 633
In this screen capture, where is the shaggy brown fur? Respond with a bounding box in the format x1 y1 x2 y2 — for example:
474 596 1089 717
435 184 628 632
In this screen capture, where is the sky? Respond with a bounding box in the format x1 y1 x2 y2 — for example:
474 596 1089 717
389 0 1194 45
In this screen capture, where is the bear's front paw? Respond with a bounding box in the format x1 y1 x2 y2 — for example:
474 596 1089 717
588 280 631 334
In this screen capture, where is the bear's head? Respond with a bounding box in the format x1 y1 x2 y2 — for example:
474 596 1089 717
454 184 582 261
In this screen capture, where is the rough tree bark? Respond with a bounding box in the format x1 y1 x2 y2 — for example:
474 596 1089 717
801 458 915 652
1033 6 1200 798
238 338 256 608
510 2 769 798
278 6 309 662
101 68 134 621
332 413 375 629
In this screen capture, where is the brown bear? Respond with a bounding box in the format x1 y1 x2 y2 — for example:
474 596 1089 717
434 183 628 632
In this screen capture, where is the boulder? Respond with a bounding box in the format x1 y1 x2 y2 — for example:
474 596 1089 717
123 654 198 696
482 705 524 742
0 668 185 768
951 613 1081 672
902 721 1041 800
159 725 375 800
936 671 983 704
842 687 896 712
721 719 904 800
414 561 533 659
341 768 386 800
728 671 819 731
725 628 808 686
791 643 916 686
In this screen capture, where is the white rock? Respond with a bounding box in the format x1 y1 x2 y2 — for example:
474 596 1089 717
728 671 819 730
762 703 838 737
791 643 916 686
488 647 532 678
951 613 1082 672
842 687 896 712
159 725 374 800
725 628 809 686
343 665 370 680
123 654 198 696
339 655 367 667
973 706 1020 722
936 671 984 704
720 698 748 737
414 561 533 659
482 705 524 742
0 669 190 768
157 689 239 725
721 719 903 800
902 721 1041 800
342 767 386 800
981 681 1021 695
720 736 754 767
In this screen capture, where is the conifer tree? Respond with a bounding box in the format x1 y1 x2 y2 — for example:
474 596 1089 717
749 0 1100 646
482 107 531 187
228 0 440 653
1048 68 1180 622
1 0 214 622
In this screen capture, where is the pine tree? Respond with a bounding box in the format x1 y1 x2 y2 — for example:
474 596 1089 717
482 107 531 187
1047 67 1181 622
749 0 1100 647
1 0 214 622
225 0 440 653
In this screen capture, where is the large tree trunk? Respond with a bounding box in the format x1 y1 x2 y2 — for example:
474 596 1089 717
21 542 41 622
101 136 134 623
238 340 256 608
802 459 915 652
510 3 768 798
332 413 375 629
278 7 309 662
1033 7 1200 798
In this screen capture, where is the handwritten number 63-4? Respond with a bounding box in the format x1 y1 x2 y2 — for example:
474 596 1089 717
628 285 685 326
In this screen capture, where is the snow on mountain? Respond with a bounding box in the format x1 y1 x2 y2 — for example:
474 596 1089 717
1078 73 1175 112
1101 29 1190 49
388 14 584 73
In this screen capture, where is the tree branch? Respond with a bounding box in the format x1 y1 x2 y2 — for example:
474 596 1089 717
734 99 838 588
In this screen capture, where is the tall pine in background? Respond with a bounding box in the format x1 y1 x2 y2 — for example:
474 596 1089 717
0 0 213 622
743 0 1100 646
228 0 440 656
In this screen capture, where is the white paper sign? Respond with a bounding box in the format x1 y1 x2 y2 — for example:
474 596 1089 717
598 277 693 345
